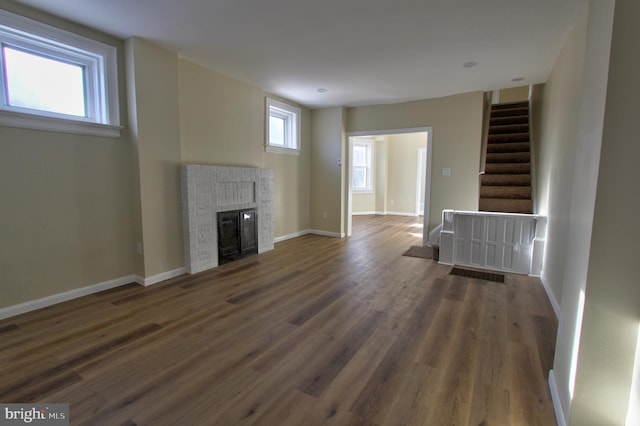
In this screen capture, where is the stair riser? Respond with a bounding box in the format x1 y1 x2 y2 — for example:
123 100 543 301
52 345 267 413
488 133 530 143
487 142 530 153
490 101 529 110
490 116 529 126
481 174 531 186
485 163 530 174
486 152 530 163
479 198 532 214
480 186 531 199
489 124 529 135
490 107 529 118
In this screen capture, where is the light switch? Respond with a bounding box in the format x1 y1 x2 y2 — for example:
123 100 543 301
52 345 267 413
442 167 451 176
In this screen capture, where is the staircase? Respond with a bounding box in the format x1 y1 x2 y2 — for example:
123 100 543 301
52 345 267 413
479 101 533 214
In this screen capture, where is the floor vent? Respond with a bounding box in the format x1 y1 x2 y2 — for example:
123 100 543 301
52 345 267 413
449 267 505 283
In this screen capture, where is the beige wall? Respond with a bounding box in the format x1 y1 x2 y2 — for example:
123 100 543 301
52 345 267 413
346 91 483 232
571 0 640 424
386 133 427 214
310 107 346 234
0 0 313 310
0 1 135 308
498 86 529 103
530 6 588 308
530 0 635 424
179 61 264 168
352 192 376 213
126 38 184 278
178 62 311 239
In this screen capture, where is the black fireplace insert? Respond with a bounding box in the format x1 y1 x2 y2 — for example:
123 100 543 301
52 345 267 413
217 208 258 264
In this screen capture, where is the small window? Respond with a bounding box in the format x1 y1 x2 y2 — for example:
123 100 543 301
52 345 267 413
352 139 373 192
0 9 121 137
266 97 300 155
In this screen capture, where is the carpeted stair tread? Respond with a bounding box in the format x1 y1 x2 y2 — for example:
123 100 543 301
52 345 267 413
489 123 530 134
485 162 530 174
490 115 529 126
487 142 531 153
480 101 533 214
480 186 531 199
479 198 532 214
490 101 529 110
490 107 529 118
488 133 530 143
486 151 530 163
481 174 531 186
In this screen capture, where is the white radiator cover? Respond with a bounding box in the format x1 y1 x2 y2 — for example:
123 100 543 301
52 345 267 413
181 165 274 274
439 210 546 275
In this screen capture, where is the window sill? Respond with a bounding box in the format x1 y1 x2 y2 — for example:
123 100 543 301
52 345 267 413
266 145 300 156
0 110 123 138
353 189 374 194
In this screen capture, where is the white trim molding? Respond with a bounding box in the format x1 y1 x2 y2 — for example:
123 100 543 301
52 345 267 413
275 229 345 243
0 266 190 320
540 271 563 322
274 230 311 243
549 369 567 426
309 229 345 238
135 267 186 287
0 275 136 321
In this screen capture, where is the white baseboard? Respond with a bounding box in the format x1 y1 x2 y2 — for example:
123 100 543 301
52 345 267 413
275 229 345 242
136 267 186 287
0 266 189 320
540 271 563 322
274 230 311 243
309 229 345 238
428 224 442 245
352 211 378 216
549 369 567 426
386 211 419 217
0 274 137 321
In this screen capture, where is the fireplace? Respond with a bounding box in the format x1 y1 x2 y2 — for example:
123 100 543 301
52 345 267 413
217 208 258 264
181 165 274 274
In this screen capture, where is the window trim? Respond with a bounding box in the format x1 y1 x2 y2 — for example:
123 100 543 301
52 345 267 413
352 139 374 193
0 9 122 137
265 97 300 155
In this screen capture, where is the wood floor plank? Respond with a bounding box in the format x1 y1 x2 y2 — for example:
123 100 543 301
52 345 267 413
0 215 559 425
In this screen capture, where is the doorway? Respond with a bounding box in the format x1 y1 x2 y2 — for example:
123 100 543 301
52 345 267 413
346 127 432 246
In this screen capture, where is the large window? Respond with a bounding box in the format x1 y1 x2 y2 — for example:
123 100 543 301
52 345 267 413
265 97 300 155
0 9 120 137
352 139 373 192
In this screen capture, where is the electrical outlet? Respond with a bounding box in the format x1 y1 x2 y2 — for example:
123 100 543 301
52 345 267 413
322 212 327 219
136 242 143 255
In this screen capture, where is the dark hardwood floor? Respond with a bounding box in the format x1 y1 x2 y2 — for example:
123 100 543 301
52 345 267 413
0 215 558 425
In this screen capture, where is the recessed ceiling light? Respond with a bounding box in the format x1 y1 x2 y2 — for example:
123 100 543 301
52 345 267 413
463 61 478 68
317 88 327 93
512 77 525 82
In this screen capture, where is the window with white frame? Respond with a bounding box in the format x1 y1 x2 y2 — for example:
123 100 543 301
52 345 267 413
352 139 373 192
0 9 121 137
266 97 300 155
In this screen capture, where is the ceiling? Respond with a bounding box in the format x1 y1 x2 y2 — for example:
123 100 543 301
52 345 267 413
12 0 585 109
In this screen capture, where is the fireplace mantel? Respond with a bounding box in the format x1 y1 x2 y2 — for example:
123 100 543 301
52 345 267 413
181 165 274 274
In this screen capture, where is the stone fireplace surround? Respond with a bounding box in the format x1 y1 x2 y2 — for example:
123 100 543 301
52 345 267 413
181 165 274 274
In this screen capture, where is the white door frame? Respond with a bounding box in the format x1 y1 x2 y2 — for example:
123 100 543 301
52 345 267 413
345 127 433 246
416 147 427 215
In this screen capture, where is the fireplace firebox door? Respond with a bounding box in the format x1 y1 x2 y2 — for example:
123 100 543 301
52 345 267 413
217 208 258 265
